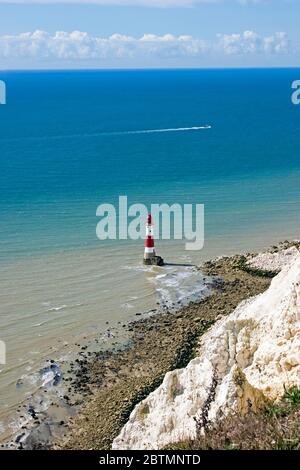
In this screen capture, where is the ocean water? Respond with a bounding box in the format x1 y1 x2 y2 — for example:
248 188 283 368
0 68 300 440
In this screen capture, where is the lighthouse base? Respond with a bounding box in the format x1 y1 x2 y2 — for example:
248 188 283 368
143 255 164 266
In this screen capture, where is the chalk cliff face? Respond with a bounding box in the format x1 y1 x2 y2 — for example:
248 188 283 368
113 250 300 450
247 246 299 272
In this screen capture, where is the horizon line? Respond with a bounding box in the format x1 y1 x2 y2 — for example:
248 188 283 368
1 65 300 73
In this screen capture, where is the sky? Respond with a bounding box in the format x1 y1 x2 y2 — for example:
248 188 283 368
0 0 300 69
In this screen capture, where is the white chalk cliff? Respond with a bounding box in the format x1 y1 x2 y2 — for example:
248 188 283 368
113 249 300 450
247 246 300 272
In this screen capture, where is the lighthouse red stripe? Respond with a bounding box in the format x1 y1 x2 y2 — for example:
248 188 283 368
145 236 154 248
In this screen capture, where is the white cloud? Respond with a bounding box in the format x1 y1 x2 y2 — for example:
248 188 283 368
0 30 289 63
217 30 289 55
0 31 201 61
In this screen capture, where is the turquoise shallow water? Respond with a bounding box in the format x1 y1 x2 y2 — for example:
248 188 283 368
0 68 300 439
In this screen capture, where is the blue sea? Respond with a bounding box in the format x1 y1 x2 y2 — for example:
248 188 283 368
0 68 300 441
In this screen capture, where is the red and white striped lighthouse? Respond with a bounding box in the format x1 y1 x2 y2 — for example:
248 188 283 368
144 213 156 260
143 214 164 266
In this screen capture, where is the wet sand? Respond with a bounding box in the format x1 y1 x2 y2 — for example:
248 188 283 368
58 253 273 450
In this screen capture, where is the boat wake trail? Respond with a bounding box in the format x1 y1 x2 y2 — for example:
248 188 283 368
0 125 212 143
109 125 212 136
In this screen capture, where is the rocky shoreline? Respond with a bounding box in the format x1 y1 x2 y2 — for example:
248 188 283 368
57 248 276 450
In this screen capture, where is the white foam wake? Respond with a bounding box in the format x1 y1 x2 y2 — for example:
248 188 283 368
110 125 212 136
0 125 211 142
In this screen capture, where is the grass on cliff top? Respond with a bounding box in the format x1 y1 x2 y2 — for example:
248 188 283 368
164 387 300 451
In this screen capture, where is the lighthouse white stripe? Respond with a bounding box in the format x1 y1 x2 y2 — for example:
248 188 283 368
144 247 155 254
